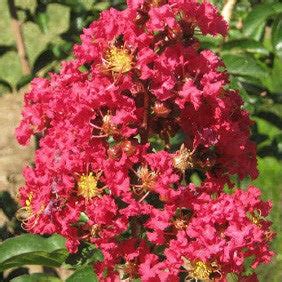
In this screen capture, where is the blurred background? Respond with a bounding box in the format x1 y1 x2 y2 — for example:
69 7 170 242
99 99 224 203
0 0 281 281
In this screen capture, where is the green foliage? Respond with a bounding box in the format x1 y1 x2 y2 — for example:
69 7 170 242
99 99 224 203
243 3 282 39
0 234 67 272
11 273 62 282
64 242 103 269
66 265 98 282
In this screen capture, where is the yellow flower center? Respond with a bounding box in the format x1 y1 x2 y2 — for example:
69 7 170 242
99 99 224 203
150 0 166 7
25 193 33 208
77 172 101 200
191 261 212 280
124 261 138 278
173 144 193 173
173 218 187 230
248 210 262 227
137 166 157 191
16 192 33 222
105 46 132 73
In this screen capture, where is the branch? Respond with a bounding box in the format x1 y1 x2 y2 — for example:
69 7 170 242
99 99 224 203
7 0 31 75
222 0 237 24
140 82 150 144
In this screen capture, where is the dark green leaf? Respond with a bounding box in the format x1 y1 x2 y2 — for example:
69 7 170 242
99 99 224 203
0 234 67 272
50 0 86 13
11 273 62 282
16 75 33 90
196 34 221 50
262 56 282 93
272 16 282 58
222 39 269 56
64 242 103 269
274 134 282 154
222 53 267 80
0 78 13 94
169 131 186 152
0 44 15 56
149 135 166 152
79 212 89 223
243 255 256 276
0 191 18 220
92 2 110 11
32 49 55 74
256 111 282 130
35 12 49 34
66 265 98 282
51 42 72 59
243 3 282 39
36 13 48 33
227 273 238 282
34 1 49 33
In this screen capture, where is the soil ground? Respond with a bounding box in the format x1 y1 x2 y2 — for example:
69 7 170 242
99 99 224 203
0 92 34 212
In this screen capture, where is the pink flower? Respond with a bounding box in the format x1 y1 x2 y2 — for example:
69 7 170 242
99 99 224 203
16 0 273 280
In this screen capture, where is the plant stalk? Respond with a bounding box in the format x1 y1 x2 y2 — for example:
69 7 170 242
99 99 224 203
7 0 31 75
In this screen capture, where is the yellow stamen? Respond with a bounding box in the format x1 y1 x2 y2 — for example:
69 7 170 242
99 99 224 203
150 0 166 7
16 192 33 222
137 166 157 191
191 260 213 280
248 210 262 227
173 144 193 173
101 114 118 135
25 192 33 208
104 46 132 73
124 261 138 278
173 218 187 230
77 172 101 200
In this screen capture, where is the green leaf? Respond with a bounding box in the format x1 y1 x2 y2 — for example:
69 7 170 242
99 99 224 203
169 131 186 152
222 53 267 80
222 39 269 56
0 234 67 272
0 78 13 94
274 133 282 154
51 0 86 12
243 3 282 39
64 242 103 269
272 16 282 58
11 273 62 282
149 134 165 152
92 2 110 11
227 273 238 282
66 265 98 282
34 1 49 34
32 48 55 74
35 12 49 34
243 255 256 276
16 75 33 90
263 56 282 93
256 111 282 130
51 42 72 59
0 44 15 56
79 212 89 223
0 191 18 220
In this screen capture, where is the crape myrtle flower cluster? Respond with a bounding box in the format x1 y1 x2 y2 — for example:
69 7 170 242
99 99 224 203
16 0 274 280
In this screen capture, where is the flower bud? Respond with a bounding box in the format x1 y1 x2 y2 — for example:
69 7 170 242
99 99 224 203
153 102 171 118
121 140 136 156
107 145 122 160
173 144 193 172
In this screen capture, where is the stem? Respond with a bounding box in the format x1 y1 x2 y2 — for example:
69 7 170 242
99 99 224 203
222 0 237 24
139 191 150 202
7 0 31 75
140 82 150 144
